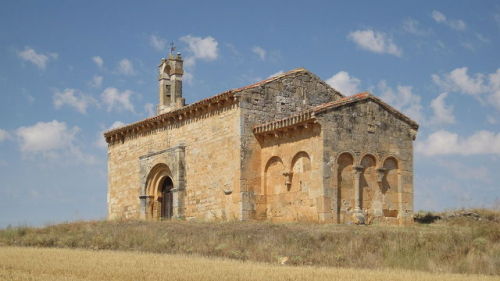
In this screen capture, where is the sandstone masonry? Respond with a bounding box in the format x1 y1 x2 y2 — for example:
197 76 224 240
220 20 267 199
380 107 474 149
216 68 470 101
104 53 418 225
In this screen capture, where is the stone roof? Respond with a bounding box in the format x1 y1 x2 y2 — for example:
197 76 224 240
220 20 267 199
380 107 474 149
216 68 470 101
104 68 312 143
252 92 419 135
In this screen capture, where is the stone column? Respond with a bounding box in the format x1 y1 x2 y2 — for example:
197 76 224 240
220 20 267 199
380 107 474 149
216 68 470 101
353 165 364 212
352 165 365 224
139 195 153 220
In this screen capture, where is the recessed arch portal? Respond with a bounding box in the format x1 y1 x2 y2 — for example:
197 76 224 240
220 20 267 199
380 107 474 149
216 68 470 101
145 163 174 220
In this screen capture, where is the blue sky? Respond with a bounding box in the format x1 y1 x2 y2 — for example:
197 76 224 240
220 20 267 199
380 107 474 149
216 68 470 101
1 1 499 227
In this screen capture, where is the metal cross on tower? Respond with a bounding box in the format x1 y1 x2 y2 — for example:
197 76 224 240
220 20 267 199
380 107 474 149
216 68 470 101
169 42 176 55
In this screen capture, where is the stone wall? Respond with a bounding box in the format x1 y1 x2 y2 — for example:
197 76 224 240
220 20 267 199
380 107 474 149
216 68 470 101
238 70 342 219
256 124 323 222
107 103 242 220
318 99 415 225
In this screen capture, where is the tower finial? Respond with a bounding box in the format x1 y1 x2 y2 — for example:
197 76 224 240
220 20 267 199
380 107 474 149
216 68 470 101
169 41 176 55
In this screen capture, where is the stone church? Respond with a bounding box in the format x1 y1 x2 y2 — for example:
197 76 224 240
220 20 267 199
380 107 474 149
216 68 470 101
104 53 418 225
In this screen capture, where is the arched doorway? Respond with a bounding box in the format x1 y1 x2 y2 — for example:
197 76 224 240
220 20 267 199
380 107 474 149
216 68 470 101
159 177 174 219
144 163 175 220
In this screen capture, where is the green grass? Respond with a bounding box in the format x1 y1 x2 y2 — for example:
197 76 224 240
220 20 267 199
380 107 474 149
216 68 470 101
1 208 499 275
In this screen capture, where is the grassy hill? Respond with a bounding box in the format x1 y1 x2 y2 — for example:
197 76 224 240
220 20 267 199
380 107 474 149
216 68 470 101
1 209 499 275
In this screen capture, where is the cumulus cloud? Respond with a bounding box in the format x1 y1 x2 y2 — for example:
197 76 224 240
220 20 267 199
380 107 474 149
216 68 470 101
92 56 104 68
89 75 103 88
116 58 135 75
430 93 455 125
416 130 500 156
433 67 500 111
432 67 486 95
150 35 167 51
144 103 155 117
180 35 219 66
15 120 95 163
53 88 97 114
252 46 266 60
431 10 466 31
17 47 57 69
348 29 402 57
95 121 126 149
375 81 423 122
326 71 361 96
0 129 11 142
101 87 135 113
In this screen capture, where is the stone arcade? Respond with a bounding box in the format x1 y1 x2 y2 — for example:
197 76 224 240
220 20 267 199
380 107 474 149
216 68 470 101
104 53 418 225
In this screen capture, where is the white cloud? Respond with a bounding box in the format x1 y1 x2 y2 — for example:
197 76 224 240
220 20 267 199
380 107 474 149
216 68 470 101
15 120 95 163
430 93 455 125
180 35 219 66
448 20 466 31
16 120 77 153
375 81 423 122
95 121 125 149
0 129 11 142
101 87 135 113
416 130 500 156
92 56 104 68
431 10 466 31
326 71 361 96
53 88 97 114
433 67 500 111
252 46 266 60
268 70 284 78
150 35 167 51
431 10 446 23
402 18 429 36
348 29 402 57
89 75 103 88
17 47 57 69
432 67 486 95
117 58 135 75
183 69 193 85
488 69 500 110
144 103 155 117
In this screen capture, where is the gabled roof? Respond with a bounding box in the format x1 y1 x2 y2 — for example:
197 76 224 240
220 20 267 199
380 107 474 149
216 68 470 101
253 92 419 135
314 92 419 129
104 68 323 143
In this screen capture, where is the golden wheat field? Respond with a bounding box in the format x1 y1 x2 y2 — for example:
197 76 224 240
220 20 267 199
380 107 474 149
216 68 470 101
0 247 496 281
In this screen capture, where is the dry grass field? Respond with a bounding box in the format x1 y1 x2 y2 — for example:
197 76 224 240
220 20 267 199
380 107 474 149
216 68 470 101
0 209 499 277
0 246 497 281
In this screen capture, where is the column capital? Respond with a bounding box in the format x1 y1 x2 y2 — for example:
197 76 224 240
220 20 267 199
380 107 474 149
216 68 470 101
353 165 364 173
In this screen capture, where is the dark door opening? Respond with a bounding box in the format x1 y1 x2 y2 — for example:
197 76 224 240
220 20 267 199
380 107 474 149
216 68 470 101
159 177 173 219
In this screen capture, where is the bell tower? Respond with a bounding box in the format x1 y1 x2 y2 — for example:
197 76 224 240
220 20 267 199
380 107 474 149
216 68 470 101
157 47 185 115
